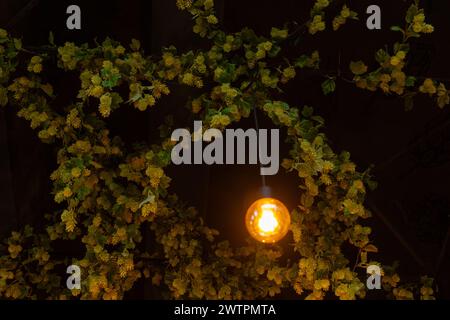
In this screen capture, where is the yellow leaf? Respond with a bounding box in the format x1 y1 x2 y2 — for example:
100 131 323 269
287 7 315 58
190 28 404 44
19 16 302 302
363 244 378 253
350 61 368 75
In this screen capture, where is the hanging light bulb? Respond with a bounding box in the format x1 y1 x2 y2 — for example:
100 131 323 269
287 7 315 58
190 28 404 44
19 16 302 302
245 106 290 243
245 197 290 243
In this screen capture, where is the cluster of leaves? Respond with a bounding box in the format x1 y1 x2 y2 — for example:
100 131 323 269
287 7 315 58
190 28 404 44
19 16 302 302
347 1 448 110
0 0 438 300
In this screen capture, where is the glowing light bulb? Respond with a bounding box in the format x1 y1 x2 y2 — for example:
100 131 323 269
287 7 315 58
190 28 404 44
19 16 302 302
245 197 290 243
258 205 279 233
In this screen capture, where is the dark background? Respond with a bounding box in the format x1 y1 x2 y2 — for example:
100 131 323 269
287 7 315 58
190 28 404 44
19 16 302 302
0 0 449 299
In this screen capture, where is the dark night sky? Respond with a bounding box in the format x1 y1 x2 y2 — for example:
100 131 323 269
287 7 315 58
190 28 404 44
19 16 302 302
0 0 449 299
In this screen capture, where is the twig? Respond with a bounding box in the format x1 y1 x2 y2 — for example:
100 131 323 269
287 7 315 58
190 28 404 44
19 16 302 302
6 0 40 29
368 200 426 268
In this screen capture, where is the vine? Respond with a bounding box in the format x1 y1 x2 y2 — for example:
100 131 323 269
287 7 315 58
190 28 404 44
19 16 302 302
0 0 440 300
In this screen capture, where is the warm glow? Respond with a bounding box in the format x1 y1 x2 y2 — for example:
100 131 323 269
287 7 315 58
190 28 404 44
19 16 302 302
258 205 279 233
245 197 290 243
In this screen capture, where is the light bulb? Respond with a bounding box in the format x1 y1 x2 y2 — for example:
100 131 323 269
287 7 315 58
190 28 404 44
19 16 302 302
245 197 290 243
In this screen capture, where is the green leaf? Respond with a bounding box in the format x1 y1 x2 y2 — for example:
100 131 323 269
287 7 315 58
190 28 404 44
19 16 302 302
24 225 33 238
311 115 324 125
405 76 416 87
393 42 410 54
375 49 388 64
297 163 311 178
268 45 281 58
130 39 140 51
406 4 418 24
321 78 336 95
350 11 359 20
76 186 90 200
217 63 236 83
13 38 22 50
295 55 309 68
157 150 171 166
300 193 314 208
390 26 403 33
340 151 351 161
350 61 368 75
101 73 121 89
48 31 55 46
270 27 288 40
110 92 124 110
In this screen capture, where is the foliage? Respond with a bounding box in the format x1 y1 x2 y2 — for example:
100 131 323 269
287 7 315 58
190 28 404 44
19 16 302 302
351 1 446 110
0 0 440 300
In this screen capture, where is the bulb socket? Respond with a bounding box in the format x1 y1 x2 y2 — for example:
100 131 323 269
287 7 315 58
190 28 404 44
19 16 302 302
260 186 272 198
